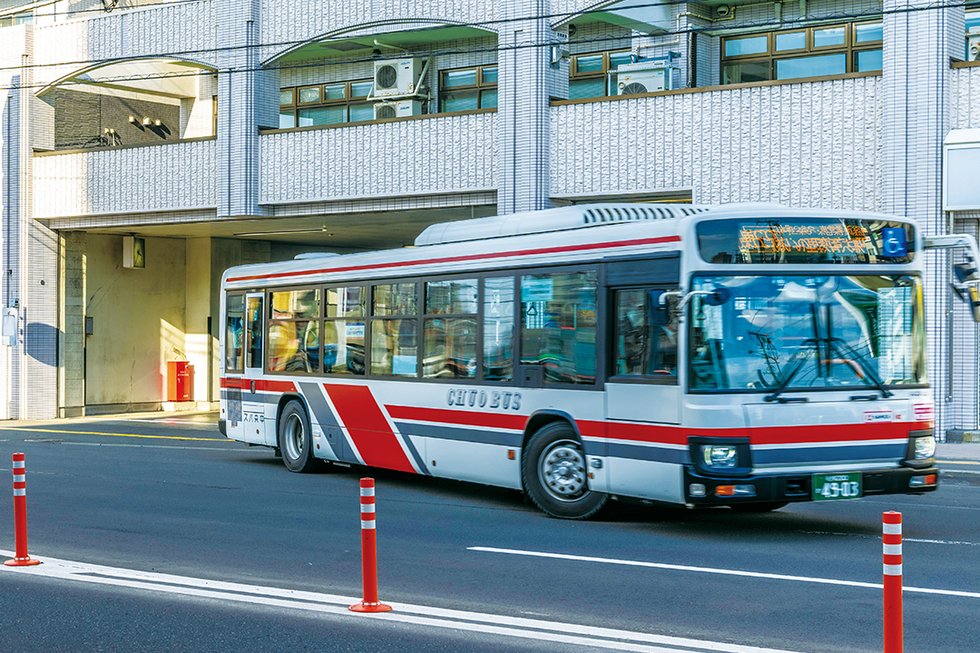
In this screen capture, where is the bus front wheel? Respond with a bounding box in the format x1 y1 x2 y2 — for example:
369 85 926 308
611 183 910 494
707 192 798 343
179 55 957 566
278 400 316 473
522 422 607 520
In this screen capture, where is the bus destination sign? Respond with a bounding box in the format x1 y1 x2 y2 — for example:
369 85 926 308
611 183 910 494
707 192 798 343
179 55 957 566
697 218 916 265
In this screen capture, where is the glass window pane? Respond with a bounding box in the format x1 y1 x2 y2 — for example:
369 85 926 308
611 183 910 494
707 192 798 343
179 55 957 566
349 103 374 122
268 320 319 373
373 283 417 316
722 61 771 84
426 279 478 314
613 289 678 377
225 294 244 372
480 89 498 109
854 21 883 43
279 89 294 106
813 26 846 48
323 83 346 101
481 66 498 84
298 106 346 126
371 319 418 377
323 319 365 375
443 69 478 88
423 318 477 379
520 271 597 385
484 277 514 382
855 48 882 72
441 90 479 113
774 31 806 51
326 287 365 318
270 289 319 320
569 77 607 99
246 296 263 369
575 54 604 73
775 53 846 80
298 86 320 103
350 81 373 98
279 110 296 129
608 52 633 69
724 35 768 57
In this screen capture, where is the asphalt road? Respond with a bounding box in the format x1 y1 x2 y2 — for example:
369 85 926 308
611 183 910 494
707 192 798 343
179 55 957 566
0 414 977 652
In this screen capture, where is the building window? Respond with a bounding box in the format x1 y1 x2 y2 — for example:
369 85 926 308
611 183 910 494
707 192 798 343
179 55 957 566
721 21 882 84
439 65 498 113
569 50 635 99
279 80 374 128
968 9 980 61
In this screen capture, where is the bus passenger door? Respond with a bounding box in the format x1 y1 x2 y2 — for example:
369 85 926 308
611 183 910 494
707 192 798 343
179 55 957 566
240 292 267 445
604 285 683 502
223 293 245 442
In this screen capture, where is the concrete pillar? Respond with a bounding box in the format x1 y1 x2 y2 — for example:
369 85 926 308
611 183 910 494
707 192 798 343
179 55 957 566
881 1 965 438
59 232 86 417
497 0 557 214
215 0 277 218
185 238 214 408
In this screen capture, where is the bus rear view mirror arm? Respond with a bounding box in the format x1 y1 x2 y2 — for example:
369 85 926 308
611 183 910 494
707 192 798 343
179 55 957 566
659 288 730 312
925 233 980 323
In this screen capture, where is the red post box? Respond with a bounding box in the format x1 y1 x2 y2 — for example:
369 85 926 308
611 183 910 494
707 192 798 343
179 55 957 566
167 361 194 402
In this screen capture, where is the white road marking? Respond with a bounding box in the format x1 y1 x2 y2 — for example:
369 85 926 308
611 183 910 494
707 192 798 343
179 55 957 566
802 531 980 547
0 551 798 653
469 547 980 600
32 441 250 452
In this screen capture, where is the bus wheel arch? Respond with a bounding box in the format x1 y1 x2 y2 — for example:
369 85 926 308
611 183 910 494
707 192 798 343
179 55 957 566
521 417 607 520
277 396 316 473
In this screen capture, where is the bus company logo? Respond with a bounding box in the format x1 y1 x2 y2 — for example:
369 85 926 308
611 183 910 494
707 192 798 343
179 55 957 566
913 403 934 421
447 388 522 411
864 410 894 423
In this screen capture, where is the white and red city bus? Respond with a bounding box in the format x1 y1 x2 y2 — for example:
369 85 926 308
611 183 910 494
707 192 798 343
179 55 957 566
219 203 980 519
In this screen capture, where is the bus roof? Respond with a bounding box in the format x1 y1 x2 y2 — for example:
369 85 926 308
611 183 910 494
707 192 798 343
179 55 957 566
222 203 915 289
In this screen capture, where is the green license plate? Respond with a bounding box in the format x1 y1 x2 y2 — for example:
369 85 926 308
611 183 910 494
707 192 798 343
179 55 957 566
812 472 862 501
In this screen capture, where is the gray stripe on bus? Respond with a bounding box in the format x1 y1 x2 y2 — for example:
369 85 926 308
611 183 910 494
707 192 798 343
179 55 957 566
219 390 279 405
394 422 521 448
398 434 430 475
297 382 349 463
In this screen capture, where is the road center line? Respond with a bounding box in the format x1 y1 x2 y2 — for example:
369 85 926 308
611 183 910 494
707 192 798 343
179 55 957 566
0 551 798 653
468 547 980 600
1 427 229 443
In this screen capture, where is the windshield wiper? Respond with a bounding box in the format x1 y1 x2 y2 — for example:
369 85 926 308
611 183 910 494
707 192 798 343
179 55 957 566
763 338 818 403
828 337 893 399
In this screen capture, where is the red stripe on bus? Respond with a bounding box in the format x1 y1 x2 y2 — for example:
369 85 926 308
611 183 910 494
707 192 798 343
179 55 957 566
323 384 416 474
226 235 682 283
219 378 296 393
385 405 528 431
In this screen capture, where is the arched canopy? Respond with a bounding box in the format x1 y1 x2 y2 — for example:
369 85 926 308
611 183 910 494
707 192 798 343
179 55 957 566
37 57 217 100
553 0 673 33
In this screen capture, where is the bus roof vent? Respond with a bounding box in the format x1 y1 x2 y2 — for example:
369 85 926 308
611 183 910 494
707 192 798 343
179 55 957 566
294 252 340 260
415 203 707 246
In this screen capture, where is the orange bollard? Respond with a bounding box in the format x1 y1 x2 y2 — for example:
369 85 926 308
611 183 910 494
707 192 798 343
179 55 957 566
5 452 41 567
349 478 391 613
882 511 902 653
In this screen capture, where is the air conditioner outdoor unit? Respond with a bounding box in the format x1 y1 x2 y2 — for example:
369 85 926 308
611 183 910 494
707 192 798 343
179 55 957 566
615 62 672 95
373 99 422 120
373 58 425 98
969 30 980 62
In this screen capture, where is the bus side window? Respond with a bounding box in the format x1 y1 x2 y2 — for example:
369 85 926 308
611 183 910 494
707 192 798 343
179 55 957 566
246 295 263 369
225 293 244 373
612 288 678 380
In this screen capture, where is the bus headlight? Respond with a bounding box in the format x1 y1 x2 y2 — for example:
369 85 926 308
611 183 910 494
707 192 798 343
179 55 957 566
702 445 738 469
912 434 936 459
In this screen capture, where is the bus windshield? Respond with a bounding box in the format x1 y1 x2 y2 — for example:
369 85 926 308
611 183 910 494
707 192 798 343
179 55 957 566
689 275 926 393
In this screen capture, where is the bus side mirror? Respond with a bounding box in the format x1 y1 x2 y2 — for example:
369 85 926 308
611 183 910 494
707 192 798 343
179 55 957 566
650 290 672 326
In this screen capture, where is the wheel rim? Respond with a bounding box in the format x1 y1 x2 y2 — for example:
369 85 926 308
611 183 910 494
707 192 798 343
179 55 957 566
283 412 304 462
538 439 587 502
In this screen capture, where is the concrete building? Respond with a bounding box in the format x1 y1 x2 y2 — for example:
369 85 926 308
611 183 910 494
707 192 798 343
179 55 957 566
1 0 980 436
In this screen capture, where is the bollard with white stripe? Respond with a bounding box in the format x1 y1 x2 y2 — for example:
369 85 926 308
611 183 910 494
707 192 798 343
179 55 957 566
4 452 41 567
349 478 392 613
882 511 902 653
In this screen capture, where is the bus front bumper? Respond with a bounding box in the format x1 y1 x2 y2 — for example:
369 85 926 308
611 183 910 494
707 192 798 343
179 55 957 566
682 464 939 507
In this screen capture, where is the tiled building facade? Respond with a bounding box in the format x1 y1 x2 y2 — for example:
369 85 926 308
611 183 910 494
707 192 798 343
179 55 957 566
2 0 980 436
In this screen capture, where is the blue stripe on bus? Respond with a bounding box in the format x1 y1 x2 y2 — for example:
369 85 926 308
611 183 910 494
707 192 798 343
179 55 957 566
605 442 689 464
219 389 279 404
752 443 906 465
394 422 521 448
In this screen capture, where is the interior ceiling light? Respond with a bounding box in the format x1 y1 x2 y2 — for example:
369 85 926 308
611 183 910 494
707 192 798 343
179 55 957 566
233 227 334 237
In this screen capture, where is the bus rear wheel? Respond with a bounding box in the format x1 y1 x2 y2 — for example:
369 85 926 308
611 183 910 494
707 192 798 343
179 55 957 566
522 422 607 520
278 400 316 473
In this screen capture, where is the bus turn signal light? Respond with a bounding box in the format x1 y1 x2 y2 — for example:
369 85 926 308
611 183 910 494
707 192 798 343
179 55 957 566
909 474 937 488
715 484 756 497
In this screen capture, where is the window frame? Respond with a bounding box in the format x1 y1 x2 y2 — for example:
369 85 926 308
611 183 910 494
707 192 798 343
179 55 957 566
322 284 368 377
720 20 882 84
438 64 499 114
265 286 322 376
280 79 375 128
607 285 680 386
224 292 246 374
568 49 633 99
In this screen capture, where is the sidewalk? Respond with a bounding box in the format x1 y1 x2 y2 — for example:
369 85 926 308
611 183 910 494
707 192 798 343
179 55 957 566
937 442 980 462
0 409 219 429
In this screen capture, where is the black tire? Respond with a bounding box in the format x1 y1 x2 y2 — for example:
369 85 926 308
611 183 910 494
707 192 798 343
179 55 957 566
278 400 316 473
729 501 788 513
522 421 607 520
